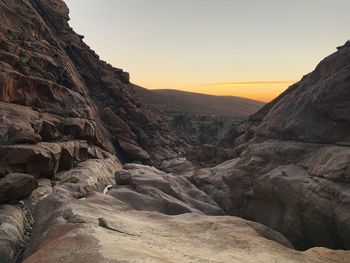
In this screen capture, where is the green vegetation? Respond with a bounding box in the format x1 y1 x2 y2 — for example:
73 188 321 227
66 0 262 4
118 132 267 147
51 176 80 186
170 114 244 144
60 177 80 184
0 132 14 145
19 56 26 66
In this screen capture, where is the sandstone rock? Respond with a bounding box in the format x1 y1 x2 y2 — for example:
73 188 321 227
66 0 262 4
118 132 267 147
159 158 196 178
216 50 350 248
0 173 38 203
0 205 25 263
55 157 121 196
25 179 52 214
190 159 238 213
218 140 350 250
38 120 59 141
112 164 224 215
0 0 182 164
0 102 41 145
118 141 151 161
231 42 350 147
22 192 350 263
0 141 111 177
0 144 60 177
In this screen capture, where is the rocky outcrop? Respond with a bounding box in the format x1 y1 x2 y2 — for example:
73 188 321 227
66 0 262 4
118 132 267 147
0 0 183 166
20 192 350 263
228 41 350 148
0 0 349 261
112 164 224 215
0 141 111 177
218 140 350 250
0 205 25 263
213 42 350 250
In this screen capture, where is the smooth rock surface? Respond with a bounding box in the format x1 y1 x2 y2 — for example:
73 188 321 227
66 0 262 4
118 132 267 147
22 193 350 263
112 164 224 215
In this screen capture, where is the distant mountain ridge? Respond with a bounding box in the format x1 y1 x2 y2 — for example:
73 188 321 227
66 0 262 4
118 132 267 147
135 88 264 117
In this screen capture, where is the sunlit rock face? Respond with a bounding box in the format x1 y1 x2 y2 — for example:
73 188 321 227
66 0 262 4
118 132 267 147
0 0 183 164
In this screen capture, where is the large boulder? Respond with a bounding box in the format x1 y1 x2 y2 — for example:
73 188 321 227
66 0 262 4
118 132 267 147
112 164 223 215
0 173 38 203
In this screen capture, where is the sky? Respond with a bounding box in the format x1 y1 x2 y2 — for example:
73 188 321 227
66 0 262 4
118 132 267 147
65 0 350 102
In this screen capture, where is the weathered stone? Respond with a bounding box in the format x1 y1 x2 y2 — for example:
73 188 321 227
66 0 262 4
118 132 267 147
39 120 59 141
55 157 121 195
218 140 350 250
0 173 38 203
0 205 25 263
113 164 224 215
22 192 350 263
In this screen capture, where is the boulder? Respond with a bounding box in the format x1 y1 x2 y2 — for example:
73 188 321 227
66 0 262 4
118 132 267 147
0 144 61 177
0 173 38 203
0 102 42 145
118 141 151 161
55 157 121 196
112 164 224 215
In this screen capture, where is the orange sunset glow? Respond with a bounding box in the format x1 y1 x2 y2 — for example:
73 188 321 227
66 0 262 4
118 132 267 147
135 80 297 102
65 0 349 103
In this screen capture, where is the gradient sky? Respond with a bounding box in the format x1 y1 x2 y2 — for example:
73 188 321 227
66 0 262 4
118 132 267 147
65 0 350 102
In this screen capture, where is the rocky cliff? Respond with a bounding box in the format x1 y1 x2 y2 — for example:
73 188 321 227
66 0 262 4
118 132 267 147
0 0 349 262
201 41 350 250
0 0 184 166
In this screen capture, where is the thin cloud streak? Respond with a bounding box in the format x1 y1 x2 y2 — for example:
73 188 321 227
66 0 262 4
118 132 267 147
205 80 296 86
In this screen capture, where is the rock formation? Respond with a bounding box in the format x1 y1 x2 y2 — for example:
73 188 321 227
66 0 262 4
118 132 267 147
0 0 183 165
0 0 349 262
205 41 350 250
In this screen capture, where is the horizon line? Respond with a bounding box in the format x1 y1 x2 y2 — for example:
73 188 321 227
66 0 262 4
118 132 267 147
205 80 297 86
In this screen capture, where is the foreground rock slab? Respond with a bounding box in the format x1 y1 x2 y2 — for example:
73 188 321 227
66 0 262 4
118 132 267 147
112 164 224 215
22 193 350 263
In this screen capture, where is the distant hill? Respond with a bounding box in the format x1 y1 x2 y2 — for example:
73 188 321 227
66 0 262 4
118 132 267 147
135 88 264 117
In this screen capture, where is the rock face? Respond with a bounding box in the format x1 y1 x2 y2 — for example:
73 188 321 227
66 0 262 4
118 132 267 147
221 140 350 250
0 0 349 262
214 41 350 250
0 205 25 263
0 0 183 165
22 192 350 263
228 41 350 147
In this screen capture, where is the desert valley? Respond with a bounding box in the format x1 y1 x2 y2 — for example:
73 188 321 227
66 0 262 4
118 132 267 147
0 1 349 262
